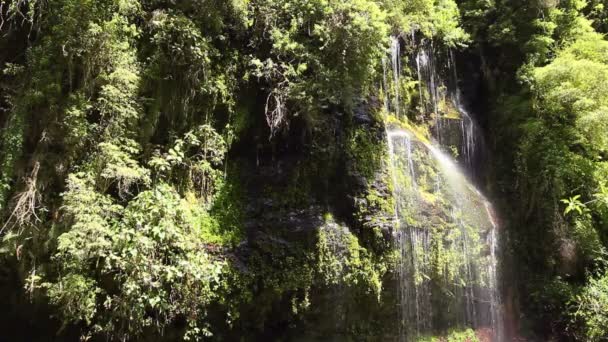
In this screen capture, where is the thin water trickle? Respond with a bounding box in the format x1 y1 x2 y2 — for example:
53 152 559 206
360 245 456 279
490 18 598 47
383 57 389 112
390 36 401 117
453 94 478 170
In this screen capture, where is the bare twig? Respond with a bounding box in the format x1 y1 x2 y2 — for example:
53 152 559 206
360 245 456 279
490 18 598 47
265 89 287 139
1 161 42 234
0 2 5 32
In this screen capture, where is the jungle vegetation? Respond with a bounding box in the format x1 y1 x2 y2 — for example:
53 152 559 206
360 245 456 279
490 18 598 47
0 0 607 341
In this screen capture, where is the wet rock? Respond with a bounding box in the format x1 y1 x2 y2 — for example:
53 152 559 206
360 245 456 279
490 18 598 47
558 238 578 277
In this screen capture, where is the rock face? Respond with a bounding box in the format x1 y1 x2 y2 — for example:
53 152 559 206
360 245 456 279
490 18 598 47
214 101 401 341
211 100 503 341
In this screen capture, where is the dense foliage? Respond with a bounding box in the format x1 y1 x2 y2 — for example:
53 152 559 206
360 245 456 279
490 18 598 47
457 0 608 340
2 0 608 340
0 0 467 340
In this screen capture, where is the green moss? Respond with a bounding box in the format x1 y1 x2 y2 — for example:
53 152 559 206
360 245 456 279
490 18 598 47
188 172 245 247
420 190 438 204
384 111 433 145
416 328 480 342
346 127 386 180
353 166 396 255
239 229 316 330
441 98 462 120
316 222 386 299
367 188 396 216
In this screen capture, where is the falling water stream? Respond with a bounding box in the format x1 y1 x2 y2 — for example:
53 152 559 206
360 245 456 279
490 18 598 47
384 35 503 341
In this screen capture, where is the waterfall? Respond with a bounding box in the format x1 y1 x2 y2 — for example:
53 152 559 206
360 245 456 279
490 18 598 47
388 130 503 341
455 99 477 170
385 36 503 341
415 41 444 144
411 37 481 171
388 131 431 340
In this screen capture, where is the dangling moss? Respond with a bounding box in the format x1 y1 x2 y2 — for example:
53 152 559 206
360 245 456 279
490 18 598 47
0 107 24 212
